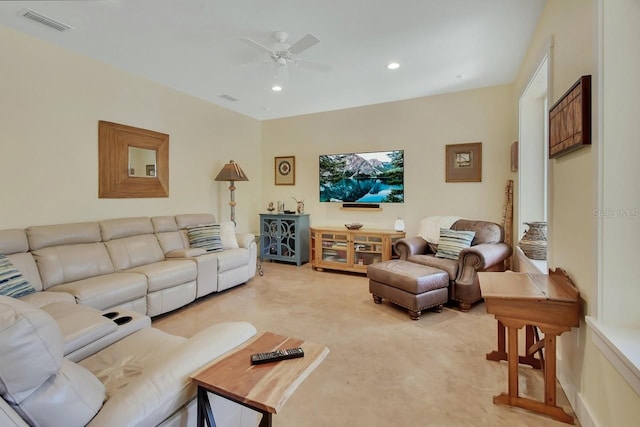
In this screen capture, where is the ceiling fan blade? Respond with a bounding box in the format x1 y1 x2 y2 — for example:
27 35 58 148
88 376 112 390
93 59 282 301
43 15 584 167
296 59 333 73
288 33 320 55
239 37 274 54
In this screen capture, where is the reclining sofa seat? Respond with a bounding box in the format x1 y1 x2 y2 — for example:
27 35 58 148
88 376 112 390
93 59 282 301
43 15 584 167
153 214 257 295
0 296 260 427
25 221 149 314
0 228 75 308
100 217 198 317
0 229 151 362
394 219 512 311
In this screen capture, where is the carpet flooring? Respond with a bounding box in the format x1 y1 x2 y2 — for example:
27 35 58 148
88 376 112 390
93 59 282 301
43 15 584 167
153 262 578 427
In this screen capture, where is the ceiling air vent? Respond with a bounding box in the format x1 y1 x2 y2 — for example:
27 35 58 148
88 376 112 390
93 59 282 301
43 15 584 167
219 94 238 102
20 9 75 32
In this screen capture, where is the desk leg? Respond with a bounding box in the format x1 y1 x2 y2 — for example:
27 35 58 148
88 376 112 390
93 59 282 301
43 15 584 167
493 324 575 425
545 334 557 407
507 326 519 401
486 322 542 369
197 386 217 427
259 411 272 427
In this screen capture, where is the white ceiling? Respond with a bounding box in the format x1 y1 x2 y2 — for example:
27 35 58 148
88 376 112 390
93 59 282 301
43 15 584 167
0 0 546 120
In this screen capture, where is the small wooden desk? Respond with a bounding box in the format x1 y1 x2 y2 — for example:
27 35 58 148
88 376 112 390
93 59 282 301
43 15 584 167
192 332 329 427
479 269 580 424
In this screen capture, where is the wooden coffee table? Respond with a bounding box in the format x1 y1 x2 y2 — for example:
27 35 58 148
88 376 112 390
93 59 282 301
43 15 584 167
192 332 329 427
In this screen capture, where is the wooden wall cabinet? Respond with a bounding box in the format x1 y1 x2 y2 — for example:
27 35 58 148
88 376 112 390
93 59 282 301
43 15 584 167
310 227 405 274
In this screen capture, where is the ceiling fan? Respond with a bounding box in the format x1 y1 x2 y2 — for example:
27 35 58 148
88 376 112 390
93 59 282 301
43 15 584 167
240 31 332 84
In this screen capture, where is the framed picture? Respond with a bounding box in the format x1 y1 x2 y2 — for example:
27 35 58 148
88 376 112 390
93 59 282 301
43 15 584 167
275 156 295 185
445 142 482 182
549 75 591 158
146 164 156 176
510 141 518 172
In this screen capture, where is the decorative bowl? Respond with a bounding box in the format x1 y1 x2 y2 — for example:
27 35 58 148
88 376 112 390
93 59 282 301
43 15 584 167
345 223 363 230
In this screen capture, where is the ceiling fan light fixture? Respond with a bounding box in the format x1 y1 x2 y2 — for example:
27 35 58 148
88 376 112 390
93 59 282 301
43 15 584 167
387 62 400 70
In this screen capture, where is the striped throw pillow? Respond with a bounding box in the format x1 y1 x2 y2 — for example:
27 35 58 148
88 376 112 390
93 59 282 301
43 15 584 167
435 228 475 260
0 254 36 298
187 224 223 252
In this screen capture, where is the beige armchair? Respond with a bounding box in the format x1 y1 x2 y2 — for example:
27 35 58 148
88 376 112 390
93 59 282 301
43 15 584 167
394 219 512 311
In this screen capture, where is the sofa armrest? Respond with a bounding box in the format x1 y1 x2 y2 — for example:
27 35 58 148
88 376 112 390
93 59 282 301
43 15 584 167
86 322 258 427
165 248 206 258
456 243 512 285
235 232 256 250
394 236 429 259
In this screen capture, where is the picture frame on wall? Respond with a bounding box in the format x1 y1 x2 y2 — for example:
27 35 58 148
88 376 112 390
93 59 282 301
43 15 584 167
510 141 518 172
548 75 591 158
275 156 295 185
445 142 482 182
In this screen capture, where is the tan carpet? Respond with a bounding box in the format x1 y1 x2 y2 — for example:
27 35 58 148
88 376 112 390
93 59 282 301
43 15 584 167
153 262 578 427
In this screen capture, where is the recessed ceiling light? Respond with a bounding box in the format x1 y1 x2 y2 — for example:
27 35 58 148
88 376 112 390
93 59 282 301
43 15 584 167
387 62 400 70
272 85 282 92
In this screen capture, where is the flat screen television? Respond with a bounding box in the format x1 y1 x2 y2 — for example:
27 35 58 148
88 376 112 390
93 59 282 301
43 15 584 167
319 150 404 203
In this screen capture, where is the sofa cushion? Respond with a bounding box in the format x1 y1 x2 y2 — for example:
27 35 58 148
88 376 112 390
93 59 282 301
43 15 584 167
4 253 43 292
79 321 256 427
26 222 101 251
0 255 35 298
33 243 115 289
0 297 104 427
104 235 165 270
451 219 504 245
151 216 179 233
187 224 223 253
99 217 154 241
406 254 458 281
217 248 251 273
49 273 148 310
435 228 475 260
220 221 239 249
0 229 29 255
17 359 105 427
175 213 216 230
19 291 75 308
0 296 63 401
129 260 197 293
40 302 118 356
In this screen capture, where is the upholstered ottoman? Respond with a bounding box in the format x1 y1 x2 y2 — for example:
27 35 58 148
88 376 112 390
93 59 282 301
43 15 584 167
367 260 449 320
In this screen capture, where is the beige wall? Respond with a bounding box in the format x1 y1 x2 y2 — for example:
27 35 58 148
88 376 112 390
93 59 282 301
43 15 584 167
261 85 515 235
0 25 262 232
513 1 640 426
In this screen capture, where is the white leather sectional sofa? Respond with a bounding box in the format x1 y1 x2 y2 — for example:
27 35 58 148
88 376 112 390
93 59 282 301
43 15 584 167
1 213 256 317
0 296 260 427
0 213 261 426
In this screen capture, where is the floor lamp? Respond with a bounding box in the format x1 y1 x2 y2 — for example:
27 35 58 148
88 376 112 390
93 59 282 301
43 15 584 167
214 160 249 225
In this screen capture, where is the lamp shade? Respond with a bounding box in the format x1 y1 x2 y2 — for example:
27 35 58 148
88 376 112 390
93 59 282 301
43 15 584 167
214 160 249 182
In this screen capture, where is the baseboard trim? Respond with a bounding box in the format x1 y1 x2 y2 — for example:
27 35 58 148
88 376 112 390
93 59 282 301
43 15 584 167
558 357 599 427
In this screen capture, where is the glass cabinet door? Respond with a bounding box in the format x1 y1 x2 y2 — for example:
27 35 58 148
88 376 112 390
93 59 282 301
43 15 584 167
352 234 383 266
278 219 297 259
320 232 348 264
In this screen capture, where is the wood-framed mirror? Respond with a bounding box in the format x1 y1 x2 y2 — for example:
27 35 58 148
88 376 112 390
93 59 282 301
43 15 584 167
98 121 169 198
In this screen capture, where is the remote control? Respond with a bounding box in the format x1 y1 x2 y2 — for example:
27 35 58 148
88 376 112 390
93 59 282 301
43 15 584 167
250 347 304 365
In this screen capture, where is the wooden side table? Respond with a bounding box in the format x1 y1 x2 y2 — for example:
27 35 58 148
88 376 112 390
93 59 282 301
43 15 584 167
192 332 329 427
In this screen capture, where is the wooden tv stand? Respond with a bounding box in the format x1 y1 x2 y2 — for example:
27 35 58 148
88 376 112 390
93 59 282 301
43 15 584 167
310 227 405 274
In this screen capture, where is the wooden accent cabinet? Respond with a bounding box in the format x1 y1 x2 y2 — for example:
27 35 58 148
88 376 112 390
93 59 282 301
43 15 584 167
310 227 405 274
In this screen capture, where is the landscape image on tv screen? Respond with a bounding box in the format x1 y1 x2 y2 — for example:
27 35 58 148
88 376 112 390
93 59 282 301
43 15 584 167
319 150 404 203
